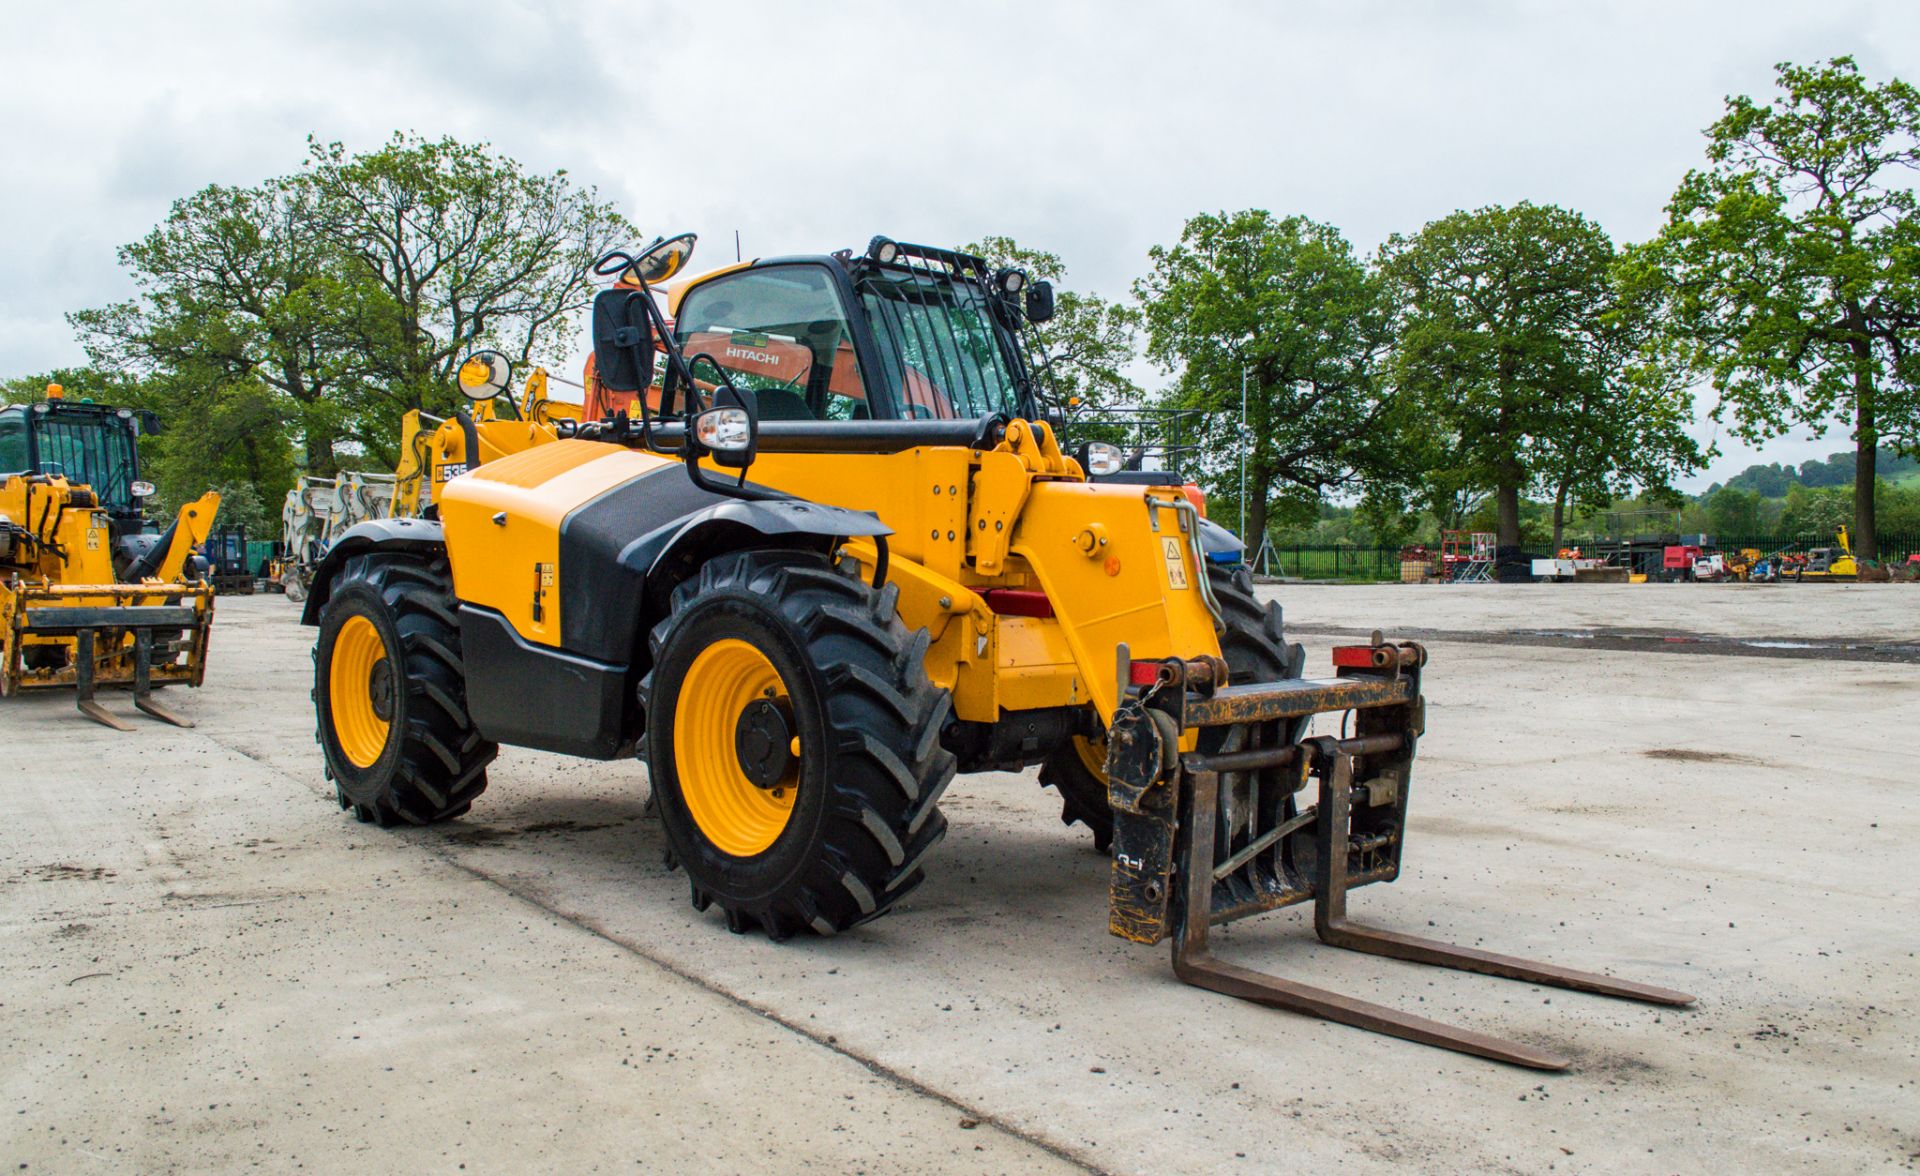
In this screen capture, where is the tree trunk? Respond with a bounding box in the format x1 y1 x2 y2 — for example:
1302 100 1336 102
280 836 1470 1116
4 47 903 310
1551 481 1569 549
1495 481 1521 548
1852 367 1877 561
305 431 337 478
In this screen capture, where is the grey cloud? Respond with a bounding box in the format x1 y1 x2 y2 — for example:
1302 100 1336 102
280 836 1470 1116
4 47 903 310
0 0 1914 492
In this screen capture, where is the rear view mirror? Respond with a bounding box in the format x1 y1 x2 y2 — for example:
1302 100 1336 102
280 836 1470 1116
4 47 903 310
1024 280 1055 324
457 351 513 401
592 289 656 394
626 232 698 285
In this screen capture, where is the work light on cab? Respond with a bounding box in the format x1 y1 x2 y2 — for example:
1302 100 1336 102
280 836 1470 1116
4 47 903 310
1083 442 1124 476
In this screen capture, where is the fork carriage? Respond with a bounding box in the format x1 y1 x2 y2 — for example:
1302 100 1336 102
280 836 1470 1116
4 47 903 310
1104 637 1694 1071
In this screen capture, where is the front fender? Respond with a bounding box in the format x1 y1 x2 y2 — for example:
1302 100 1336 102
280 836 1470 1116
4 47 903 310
298 516 445 625
644 497 894 582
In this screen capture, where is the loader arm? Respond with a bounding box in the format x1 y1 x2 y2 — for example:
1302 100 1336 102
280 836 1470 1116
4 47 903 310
148 491 220 582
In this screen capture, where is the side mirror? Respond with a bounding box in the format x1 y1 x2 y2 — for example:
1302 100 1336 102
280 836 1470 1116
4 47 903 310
1025 280 1055 324
592 289 656 394
626 232 698 285
457 351 512 401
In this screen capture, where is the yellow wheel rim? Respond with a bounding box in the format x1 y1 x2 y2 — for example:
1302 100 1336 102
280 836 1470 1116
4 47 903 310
1073 734 1110 781
674 638 798 857
330 615 393 769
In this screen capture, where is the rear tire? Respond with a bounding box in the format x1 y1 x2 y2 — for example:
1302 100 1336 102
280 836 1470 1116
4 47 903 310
314 551 495 825
1039 564 1303 849
642 550 955 939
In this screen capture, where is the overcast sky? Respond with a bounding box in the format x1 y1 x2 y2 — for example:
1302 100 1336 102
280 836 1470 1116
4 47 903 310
4 1 1916 490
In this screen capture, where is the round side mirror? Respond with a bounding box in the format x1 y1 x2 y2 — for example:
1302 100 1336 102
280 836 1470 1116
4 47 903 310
130 480 156 498
457 351 512 401
623 232 698 286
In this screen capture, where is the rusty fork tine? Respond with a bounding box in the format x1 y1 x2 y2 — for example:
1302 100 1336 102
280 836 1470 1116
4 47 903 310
1174 947 1570 1070
1315 920 1696 1007
1315 751 1694 1008
1176 765 1570 1071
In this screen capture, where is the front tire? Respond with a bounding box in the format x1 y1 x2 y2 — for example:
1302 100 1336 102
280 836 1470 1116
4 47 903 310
642 550 955 939
314 551 495 825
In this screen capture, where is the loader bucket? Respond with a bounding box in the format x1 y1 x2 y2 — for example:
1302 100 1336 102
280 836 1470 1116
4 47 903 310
1102 637 1693 1070
1 581 215 729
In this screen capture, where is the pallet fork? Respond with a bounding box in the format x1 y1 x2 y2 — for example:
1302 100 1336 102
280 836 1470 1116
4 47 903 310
2 584 214 730
1104 636 1693 1071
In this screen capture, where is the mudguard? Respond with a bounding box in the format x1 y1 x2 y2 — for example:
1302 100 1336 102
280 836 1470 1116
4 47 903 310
484 493 893 759
298 516 446 625
559 493 892 667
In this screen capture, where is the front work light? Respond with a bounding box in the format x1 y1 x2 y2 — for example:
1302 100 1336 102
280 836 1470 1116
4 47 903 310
995 267 1028 295
694 407 753 452
867 235 900 265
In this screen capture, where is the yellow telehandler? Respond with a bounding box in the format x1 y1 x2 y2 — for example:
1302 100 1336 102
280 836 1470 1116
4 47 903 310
299 234 1691 1069
0 386 218 728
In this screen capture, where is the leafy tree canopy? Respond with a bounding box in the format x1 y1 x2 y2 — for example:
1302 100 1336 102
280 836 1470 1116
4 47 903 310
71 134 631 480
1381 201 1700 546
1624 57 1920 557
1135 210 1396 543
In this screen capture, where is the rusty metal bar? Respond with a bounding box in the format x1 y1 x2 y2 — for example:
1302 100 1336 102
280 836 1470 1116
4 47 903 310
1212 805 1316 882
1184 744 1299 774
1184 675 1413 727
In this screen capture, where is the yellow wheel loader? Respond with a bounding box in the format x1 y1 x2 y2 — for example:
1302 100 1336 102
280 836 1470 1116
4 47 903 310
0 388 218 728
301 234 1691 1069
389 350 582 520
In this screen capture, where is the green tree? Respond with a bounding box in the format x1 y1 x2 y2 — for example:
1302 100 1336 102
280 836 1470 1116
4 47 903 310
1626 57 1920 559
1135 210 1395 543
71 134 632 478
1780 483 1853 539
1705 485 1766 535
71 178 364 474
304 134 630 461
1382 202 1700 547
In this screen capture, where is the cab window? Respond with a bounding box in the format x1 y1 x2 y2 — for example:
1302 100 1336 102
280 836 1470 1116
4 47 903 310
0 411 25 475
674 266 872 421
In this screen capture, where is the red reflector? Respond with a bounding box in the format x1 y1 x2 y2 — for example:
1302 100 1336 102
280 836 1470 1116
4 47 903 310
981 588 1054 618
1331 645 1384 669
1128 660 1163 686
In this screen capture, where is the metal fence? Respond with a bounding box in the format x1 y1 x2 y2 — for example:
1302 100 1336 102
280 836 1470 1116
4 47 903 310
1246 532 1920 582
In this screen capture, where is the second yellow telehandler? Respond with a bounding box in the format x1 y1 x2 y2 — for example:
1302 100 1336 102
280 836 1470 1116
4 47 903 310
0 387 218 728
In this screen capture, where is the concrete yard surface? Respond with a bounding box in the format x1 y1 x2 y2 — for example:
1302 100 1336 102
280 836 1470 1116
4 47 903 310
3 588 1917 1174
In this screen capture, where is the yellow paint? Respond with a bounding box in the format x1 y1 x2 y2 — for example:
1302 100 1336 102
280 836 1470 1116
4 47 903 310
328 615 391 767
665 261 756 317
673 638 796 856
443 401 1221 732
438 440 677 647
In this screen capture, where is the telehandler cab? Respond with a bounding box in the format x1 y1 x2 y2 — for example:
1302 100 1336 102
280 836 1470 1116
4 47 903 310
303 233 1690 1069
0 387 218 728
